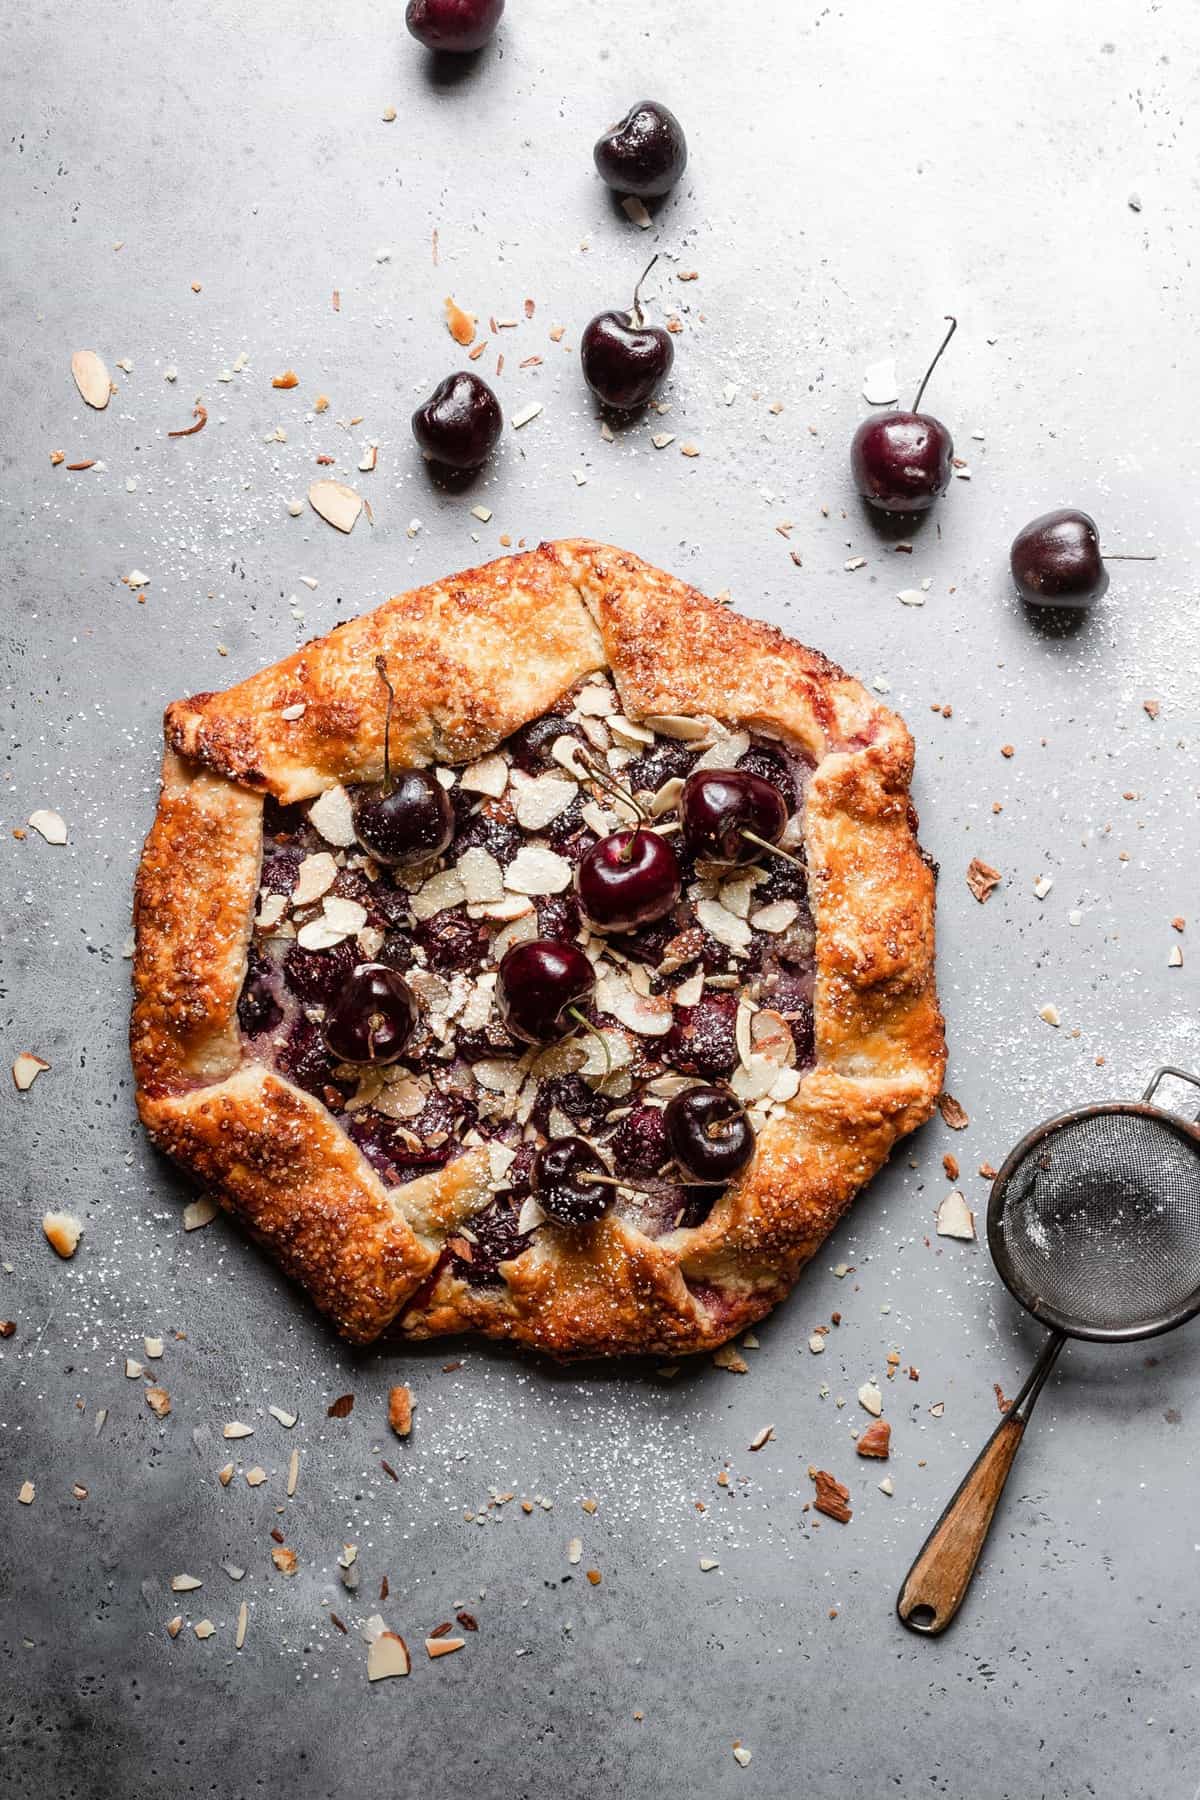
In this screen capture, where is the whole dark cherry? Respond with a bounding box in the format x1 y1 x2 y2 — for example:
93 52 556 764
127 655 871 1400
577 827 681 932
581 255 673 410
593 100 687 197
533 1136 611 1227
665 1085 754 1182
405 0 503 52
412 371 502 470
323 963 418 1066
1010 508 1109 606
679 767 788 865
851 316 956 514
352 658 454 866
497 939 595 1044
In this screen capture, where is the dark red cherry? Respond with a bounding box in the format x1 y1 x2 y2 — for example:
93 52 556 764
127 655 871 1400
665 1085 754 1182
496 939 595 1045
533 1136 611 1226
577 827 681 932
851 316 957 514
405 0 504 52
581 255 673 410
352 770 453 867
593 100 687 197
323 963 417 1066
1010 508 1109 607
679 767 788 865
412 371 502 470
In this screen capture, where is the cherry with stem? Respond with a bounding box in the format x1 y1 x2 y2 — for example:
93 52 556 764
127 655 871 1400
351 658 454 866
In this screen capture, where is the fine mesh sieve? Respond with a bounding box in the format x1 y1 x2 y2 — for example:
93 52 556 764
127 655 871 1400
897 1067 1200 1635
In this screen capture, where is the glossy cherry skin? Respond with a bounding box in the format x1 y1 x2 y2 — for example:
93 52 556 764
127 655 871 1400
679 767 788 865
533 1135 611 1226
665 1085 754 1182
405 0 504 52
323 963 418 1066
594 100 687 197
497 939 595 1045
851 411 953 513
581 310 673 410
576 828 681 932
412 372 502 470
1010 508 1109 607
352 770 454 868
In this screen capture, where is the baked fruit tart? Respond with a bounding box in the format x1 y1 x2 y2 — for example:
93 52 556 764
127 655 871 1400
132 539 945 1355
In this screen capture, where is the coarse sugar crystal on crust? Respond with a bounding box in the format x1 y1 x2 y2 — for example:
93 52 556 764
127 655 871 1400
133 539 945 1354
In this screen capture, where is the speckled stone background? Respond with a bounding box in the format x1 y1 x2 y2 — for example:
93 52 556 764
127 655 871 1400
3 3 1199 1796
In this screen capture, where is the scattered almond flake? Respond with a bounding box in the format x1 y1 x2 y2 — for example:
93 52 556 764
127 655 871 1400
1033 874 1054 899
388 1385 414 1438
143 1336 163 1360
504 844 571 896
843 556 868 572
698 1556 720 1573
862 356 899 404
233 1600 249 1649
651 431 676 449
171 1574 202 1592
163 365 178 382
966 858 1002 904
1169 945 1184 967
13 1053 50 1092
465 504 494 526
358 443 378 473
426 1635 466 1659
936 1190 976 1240
245 1466 267 1487
125 1358 143 1379
511 401 543 430
857 1419 892 1458
124 568 150 590
71 349 112 409
286 1449 300 1496
145 1386 171 1418
271 1546 298 1576
810 1468 852 1523
459 753 509 798
222 1562 245 1581
857 1381 883 1417
748 1425 774 1452
953 464 972 479
297 892 367 949
897 587 926 606
368 1630 412 1680
43 1212 81 1258
182 1195 218 1232
291 850 339 908
680 442 700 457
217 1462 234 1486
268 1405 297 1429
410 866 468 920
223 1421 254 1440
620 195 652 228
694 729 751 772
1039 1003 1061 1027
713 1344 749 1374
513 775 577 832
694 897 752 953
308 479 363 533
166 1616 183 1639
749 898 799 935
49 449 65 466
18 1480 35 1505
455 846 505 907
733 1746 753 1769
287 499 304 517
193 1620 216 1641
27 808 67 845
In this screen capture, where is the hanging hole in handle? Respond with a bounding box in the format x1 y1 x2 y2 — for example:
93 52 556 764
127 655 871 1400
900 1602 939 1634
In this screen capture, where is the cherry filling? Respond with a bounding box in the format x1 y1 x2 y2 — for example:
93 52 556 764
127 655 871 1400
235 680 820 1265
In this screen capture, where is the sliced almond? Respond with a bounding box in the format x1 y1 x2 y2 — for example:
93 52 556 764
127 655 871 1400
504 844 571 896
271 1546 298 1575
857 1381 883 1417
750 898 799 934
456 847 505 905
308 479 363 533
27 809 67 845
291 851 338 907
426 1636 465 1659
166 1616 183 1638
235 1601 249 1649
307 784 356 847
388 1384 413 1438
43 1212 82 1258
444 297 476 346
368 1630 412 1680
145 1386 171 1418
72 349 112 409
458 753 509 797
410 867 467 921
13 1053 50 1092
171 1574 202 1592
695 897 752 952
193 1620 216 1640
268 1405 297 1428
935 1190 977 1241
642 713 712 742
223 1420 254 1439
513 775 577 831
183 1195 218 1231
695 730 751 771
18 1480 35 1505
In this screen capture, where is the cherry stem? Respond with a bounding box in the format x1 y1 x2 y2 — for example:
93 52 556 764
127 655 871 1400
589 1171 723 1193
374 654 395 795
1101 553 1157 562
912 315 957 414
741 828 806 870
566 1006 612 1076
574 746 651 823
630 253 659 330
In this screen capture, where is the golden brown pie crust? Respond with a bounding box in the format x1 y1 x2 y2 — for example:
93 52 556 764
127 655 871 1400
132 539 945 1354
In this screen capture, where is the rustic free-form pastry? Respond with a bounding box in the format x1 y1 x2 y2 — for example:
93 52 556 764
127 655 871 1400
132 540 944 1354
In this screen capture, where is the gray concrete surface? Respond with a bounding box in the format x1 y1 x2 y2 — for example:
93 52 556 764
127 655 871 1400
3 2 1199 1796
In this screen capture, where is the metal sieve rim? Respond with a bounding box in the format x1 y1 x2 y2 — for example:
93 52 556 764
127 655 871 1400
986 1100 1200 1343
